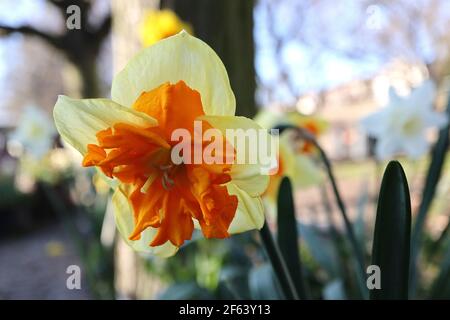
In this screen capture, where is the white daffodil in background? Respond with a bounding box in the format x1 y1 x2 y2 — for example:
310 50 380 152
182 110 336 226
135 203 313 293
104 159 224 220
53 31 270 257
361 80 448 160
8 105 56 159
7 105 73 190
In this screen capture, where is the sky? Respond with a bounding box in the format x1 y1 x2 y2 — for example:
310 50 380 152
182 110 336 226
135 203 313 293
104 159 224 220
255 1 380 87
0 0 443 109
253 0 449 105
254 0 390 105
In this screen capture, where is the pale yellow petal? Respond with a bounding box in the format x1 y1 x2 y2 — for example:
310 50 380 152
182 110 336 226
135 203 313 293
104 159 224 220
230 174 269 197
199 115 275 196
94 168 118 191
254 109 287 129
112 187 178 257
112 31 235 116
227 183 265 234
286 112 329 134
288 155 322 188
255 110 329 136
279 133 322 188
261 176 281 218
53 95 157 155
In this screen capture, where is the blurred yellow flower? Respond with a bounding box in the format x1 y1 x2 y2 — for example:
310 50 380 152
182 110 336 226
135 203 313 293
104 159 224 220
140 9 193 47
53 32 269 257
254 110 327 210
255 110 328 155
45 241 65 257
284 111 328 154
14 148 72 192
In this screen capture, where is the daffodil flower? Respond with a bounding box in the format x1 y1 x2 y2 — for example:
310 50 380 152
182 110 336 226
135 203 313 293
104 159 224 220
16 149 72 187
8 105 56 159
53 31 269 257
283 111 328 155
361 80 448 160
139 9 193 47
254 109 326 211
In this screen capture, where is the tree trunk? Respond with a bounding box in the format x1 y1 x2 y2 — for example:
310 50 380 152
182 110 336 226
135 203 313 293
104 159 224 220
77 53 100 98
162 0 257 118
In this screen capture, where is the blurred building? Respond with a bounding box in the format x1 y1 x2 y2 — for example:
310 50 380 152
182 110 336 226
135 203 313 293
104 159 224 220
293 59 430 161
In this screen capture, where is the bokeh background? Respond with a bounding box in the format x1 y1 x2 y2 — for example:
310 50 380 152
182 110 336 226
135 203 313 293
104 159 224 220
0 0 449 299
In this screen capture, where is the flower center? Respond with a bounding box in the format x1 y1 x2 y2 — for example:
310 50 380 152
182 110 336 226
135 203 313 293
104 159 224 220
160 164 175 190
402 116 422 136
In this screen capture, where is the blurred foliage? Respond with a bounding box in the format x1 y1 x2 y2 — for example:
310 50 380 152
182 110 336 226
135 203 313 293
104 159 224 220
40 170 115 299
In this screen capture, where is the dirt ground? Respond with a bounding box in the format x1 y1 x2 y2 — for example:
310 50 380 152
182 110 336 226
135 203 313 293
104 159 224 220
0 223 90 299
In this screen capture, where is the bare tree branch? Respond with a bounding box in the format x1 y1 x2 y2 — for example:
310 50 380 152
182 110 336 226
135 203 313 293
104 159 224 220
90 15 112 42
0 24 63 50
49 0 91 15
48 0 70 11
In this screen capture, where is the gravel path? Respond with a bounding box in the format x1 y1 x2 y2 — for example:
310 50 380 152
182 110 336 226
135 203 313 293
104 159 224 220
0 224 91 299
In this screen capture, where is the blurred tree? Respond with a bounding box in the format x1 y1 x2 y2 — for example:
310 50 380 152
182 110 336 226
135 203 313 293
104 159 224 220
258 0 450 105
0 0 111 98
360 0 450 84
162 0 257 118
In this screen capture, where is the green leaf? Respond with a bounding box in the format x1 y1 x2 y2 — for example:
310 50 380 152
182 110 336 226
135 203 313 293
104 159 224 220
277 177 309 299
370 161 411 300
355 182 370 244
298 223 342 279
259 223 299 299
248 263 283 299
430 240 450 299
410 101 450 293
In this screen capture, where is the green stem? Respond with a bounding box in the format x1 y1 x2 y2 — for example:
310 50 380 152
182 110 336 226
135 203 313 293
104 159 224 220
274 124 367 297
428 218 450 259
430 238 450 298
316 143 366 273
259 223 299 300
320 185 352 287
410 99 450 295
316 143 367 297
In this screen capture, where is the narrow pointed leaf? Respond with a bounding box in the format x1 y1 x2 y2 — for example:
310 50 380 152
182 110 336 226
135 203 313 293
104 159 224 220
370 161 411 300
277 177 309 299
430 241 450 299
410 101 450 293
259 223 299 300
